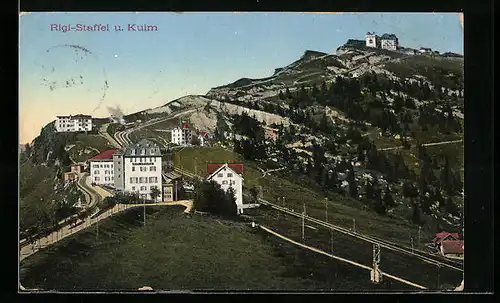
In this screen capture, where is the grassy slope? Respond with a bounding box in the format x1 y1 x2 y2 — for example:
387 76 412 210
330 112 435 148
68 134 114 163
172 147 463 289
128 118 181 144
174 147 434 246
20 206 399 290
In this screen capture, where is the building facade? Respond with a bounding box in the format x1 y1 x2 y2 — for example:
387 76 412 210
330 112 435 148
89 149 118 186
365 32 379 48
55 114 93 133
380 34 399 51
113 139 163 202
206 163 244 214
171 124 193 146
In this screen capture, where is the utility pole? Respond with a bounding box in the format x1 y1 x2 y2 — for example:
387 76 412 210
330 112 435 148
371 244 382 283
143 195 146 227
330 229 334 253
411 237 414 253
324 198 328 223
282 196 285 209
352 218 356 233
302 203 306 244
277 197 280 219
417 226 421 246
437 265 441 289
96 219 99 241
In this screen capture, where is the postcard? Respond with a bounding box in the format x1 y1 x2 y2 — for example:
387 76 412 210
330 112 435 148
19 12 464 292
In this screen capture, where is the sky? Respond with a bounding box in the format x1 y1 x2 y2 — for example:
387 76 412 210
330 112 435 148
19 12 463 144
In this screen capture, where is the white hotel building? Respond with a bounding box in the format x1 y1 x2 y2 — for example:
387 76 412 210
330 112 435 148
113 139 163 202
171 124 193 146
89 149 118 186
55 114 93 132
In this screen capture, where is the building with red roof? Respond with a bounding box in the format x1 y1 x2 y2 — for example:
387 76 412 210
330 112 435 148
88 149 119 186
440 240 464 259
206 163 245 214
432 231 460 246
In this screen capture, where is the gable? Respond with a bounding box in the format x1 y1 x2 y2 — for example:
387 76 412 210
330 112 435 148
206 164 244 181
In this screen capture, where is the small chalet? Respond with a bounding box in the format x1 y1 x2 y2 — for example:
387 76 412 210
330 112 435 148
432 231 460 246
206 163 244 214
63 172 77 182
162 172 183 202
263 126 279 142
71 164 85 174
198 132 208 147
440 240 464 259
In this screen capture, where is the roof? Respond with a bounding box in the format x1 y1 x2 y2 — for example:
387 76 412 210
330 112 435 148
432 232 460 244
206 163 244 179
57 114 92 119
441 240 464 254
380 33 398 40
123 139 162 157
89 148 119 161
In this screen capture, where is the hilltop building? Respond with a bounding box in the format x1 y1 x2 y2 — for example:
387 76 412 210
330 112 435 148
365 32 399 51
380 34 399 51
89 149 119 186
206 163 244 214
419 47 433 53
113 139 163 202
171 124 193 146
365 32 380 48
55 114 92 133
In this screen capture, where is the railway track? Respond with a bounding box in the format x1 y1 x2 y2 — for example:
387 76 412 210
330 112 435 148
173 166 462 272
256 197 463 272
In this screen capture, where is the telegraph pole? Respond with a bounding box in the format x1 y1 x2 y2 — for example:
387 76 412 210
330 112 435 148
277 197 280 219
352 218 356 233
324 198 328 222
302 203 306 244
417 226 421 247
330 229 334 253
371 244 382 283
143 195 146 227
437 265 441 289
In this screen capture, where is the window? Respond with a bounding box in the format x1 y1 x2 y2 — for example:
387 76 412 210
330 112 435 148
222 180 228 185
217 173 223 177
95 177 100 182
227 173 233 177
140 186 147 191
100 164 103 168
130 177 135 183
149 177 155 183
132 186 135 191
94 170 99 175
150 166 156 172
132 167 135 172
